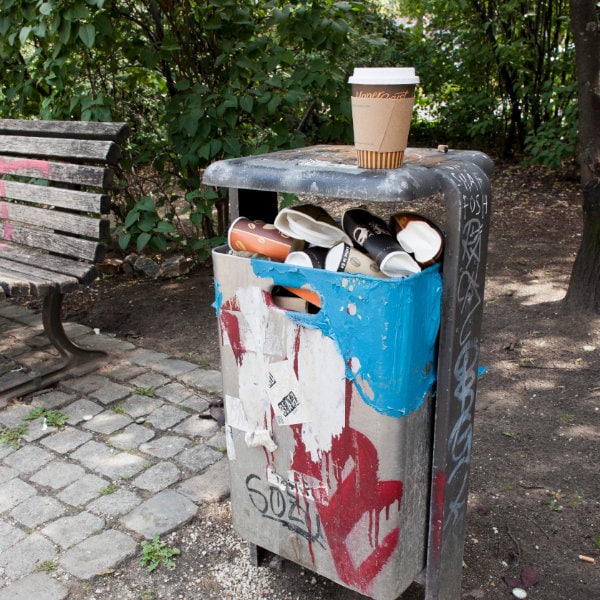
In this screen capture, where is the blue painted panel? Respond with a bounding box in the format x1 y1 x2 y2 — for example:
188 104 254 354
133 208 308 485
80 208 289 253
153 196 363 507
249 259 442 417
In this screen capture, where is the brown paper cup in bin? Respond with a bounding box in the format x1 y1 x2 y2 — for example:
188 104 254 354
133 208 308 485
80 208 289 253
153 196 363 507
349 67 419 169
228 217 303 262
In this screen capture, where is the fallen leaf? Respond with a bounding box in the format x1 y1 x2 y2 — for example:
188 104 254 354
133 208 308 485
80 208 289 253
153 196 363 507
520 566 540 588
503 576 522 588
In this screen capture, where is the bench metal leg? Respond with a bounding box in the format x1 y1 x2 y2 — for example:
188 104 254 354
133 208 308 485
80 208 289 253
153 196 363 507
0 292 106 400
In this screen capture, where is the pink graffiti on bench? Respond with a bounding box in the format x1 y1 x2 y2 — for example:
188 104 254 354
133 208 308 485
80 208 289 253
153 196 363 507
0 158 51 247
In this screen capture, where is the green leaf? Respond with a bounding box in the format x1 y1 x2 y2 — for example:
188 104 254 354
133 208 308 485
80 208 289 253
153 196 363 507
124 211 140 229
19 26 32 45
136 232 151 252
136 197 156 212
78 23 95 48
138 215 157 232
154 221 174 233
118 233 131 251
239 96 253 113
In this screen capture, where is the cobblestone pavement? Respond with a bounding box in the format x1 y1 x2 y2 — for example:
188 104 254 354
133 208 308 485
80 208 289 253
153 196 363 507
0 300 229 600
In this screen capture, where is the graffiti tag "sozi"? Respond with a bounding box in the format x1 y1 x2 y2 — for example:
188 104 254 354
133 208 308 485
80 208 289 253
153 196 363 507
245 473 326 548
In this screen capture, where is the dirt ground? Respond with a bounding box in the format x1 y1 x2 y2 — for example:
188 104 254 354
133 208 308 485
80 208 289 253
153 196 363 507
65 161 600 599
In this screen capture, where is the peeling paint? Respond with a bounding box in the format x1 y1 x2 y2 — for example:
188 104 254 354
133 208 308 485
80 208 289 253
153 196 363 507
250 258 442 417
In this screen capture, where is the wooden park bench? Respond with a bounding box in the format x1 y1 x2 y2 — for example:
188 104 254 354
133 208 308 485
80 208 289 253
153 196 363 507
0 118 130 398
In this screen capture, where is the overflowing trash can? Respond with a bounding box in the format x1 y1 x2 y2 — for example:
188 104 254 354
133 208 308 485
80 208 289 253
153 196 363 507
203 145 493 600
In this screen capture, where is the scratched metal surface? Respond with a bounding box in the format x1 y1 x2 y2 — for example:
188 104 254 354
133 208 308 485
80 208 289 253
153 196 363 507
202 145 494 202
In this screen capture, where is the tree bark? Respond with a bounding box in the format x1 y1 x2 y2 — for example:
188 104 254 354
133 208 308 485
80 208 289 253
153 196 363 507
565 0 600 312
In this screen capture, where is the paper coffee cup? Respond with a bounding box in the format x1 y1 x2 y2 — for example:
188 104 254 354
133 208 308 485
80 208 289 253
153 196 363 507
228 217 303 262
285 246 328 269
325 242 386 278
275 204 352 248
342 208 420 278
349 67 419 169
390 212 444 266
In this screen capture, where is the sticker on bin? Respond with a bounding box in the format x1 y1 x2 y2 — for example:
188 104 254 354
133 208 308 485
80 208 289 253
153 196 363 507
267 359 310 426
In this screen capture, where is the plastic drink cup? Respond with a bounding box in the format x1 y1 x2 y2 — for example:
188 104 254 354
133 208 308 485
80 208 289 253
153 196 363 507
348 67 419 169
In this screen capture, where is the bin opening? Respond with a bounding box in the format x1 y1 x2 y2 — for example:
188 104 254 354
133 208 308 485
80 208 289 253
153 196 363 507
270 285 322 314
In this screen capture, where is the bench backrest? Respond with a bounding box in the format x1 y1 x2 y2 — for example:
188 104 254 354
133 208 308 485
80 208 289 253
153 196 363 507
0 119 130 267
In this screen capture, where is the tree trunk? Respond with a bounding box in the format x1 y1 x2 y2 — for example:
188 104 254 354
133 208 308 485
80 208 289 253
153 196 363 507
566 179 600 311
565 0 600 312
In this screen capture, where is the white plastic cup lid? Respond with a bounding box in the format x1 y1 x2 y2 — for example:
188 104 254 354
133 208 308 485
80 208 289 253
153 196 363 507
348 67 419 85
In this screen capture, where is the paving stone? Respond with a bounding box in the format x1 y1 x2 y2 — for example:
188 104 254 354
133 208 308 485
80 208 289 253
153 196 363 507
30 390 76 410
22 418 58 442
152 358 198 377
206 431 228 451
62 374 113 394
178 457 231 504
0 442 15 460
40 427 93 453
57 473 108 507
29 461 85 489
119 395 163 419
75 333 135 352
178 368 223 394
133 461 180 492
83 411 132 434
90 381 132 405
71 440 149 479
174 415 219 438
145 404 188 430
108 423 155 450
0 464 17 484
0 403 31 427
176 443 223 472
42 511 105 549
179 393 211 413
0 571 68 600
10 494 65 528
0 521 26 553
0 302 35 320
139 435 188 459
99 363 146 382
63 398 103 425
3 445 53 474
0 533 56 579
155 381 192 403
87 488 142 516
0 478 36 512
59 529 137 580
128 347 168 367
131 371 170 390
64 321 93 337
120 489 197 538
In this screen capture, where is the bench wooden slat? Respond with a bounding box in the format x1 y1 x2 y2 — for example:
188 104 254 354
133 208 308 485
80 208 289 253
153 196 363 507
0 119 130 145
1 136 121 164
1 180 109 214
0 223 104 262
0 155 113 188
0 258 78 296
0 243 97 284
0 264 56 296
1 202 109 238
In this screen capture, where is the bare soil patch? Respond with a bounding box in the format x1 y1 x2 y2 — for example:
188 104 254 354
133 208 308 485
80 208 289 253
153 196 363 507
63 162 600 599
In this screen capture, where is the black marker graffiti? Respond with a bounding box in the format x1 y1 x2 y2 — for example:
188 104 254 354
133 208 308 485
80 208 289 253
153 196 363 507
245 473 326 548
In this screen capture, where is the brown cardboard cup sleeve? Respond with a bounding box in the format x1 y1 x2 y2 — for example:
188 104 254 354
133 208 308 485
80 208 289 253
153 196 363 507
351 96 415 152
